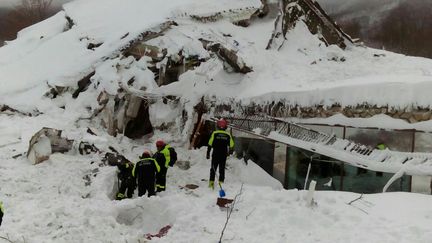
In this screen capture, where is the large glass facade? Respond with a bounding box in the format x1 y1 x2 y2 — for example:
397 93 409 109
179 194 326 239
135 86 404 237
285 146 410 193
283 125 411 193
212 121 424 193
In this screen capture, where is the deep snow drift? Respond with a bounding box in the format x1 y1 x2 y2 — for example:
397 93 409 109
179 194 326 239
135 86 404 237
1 114 432 243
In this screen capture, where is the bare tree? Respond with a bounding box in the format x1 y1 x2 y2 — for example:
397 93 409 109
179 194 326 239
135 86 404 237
0 0 59 43
15 0 54 21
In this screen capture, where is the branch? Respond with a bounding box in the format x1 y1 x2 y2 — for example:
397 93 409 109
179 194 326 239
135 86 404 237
245 207 255 220
218 183 244 243
347 193 363 205
0 235 15 243
346 194 369 215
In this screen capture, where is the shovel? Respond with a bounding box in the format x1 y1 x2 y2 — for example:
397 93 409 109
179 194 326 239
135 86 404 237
218 183 226 198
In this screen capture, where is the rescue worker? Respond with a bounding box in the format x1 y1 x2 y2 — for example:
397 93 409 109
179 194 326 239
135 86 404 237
206 118 234 190
154 140 177 192
0 201 3 227
133 151 160 197
115 159 136 200
375 141 387 177
376 142 387 151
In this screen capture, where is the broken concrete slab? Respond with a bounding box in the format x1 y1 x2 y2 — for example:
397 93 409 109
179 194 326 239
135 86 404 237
27 128 74 164
200 39 253 74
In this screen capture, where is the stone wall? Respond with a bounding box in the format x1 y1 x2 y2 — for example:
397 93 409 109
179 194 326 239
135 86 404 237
216 102 432 124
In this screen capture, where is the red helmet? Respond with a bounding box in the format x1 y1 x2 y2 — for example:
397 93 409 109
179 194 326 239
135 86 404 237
216 119 227 129
141 151 151 158
156 140 165 148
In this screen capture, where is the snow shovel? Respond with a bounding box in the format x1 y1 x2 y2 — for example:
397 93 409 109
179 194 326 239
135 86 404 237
218 182 226 198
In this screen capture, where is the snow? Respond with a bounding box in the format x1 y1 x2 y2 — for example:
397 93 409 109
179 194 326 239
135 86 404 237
158 19 432 110
283 113 432 132
2 0 432 111
1 0 432 242
1 118 432 242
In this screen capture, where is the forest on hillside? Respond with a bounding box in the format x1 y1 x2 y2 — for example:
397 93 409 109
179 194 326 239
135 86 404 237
0 0 60 46
321 0 432 58
1 0 432 59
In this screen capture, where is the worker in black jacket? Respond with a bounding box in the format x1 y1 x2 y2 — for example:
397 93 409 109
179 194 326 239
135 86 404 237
207 119 234 190
115 159 136 200
133 151 160 197
0 201 3 227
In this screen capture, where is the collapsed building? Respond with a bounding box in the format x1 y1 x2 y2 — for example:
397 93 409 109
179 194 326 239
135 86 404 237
2 0 432 194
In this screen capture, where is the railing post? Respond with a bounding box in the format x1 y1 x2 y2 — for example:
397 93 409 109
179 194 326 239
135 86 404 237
304 158 312 190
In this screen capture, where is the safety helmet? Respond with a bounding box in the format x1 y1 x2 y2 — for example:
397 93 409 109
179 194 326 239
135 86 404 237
141 151 151 158
156 140 165 148
216 119 227 129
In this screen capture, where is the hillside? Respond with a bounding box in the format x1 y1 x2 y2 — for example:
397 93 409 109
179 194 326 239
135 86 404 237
318 0 432 58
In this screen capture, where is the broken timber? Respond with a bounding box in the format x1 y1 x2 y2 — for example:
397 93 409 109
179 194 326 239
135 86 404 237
267 0 353 50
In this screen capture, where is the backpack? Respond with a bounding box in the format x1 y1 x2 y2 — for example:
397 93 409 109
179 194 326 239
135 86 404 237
168 147 177 167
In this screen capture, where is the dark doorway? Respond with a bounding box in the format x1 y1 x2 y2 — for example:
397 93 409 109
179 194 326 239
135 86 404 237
124 101 153 138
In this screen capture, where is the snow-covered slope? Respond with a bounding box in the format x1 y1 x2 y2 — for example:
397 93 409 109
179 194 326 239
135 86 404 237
1 115 432 242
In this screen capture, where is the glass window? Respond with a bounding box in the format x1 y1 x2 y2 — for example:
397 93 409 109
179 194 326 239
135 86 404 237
302 124 344 138
286 145 410 193
234 136 275 176
286 147 343 191
344 127 412 193
345 128 413 152
414 132 432 152
412 132 432 194
273 142 286 186
342 163 410 193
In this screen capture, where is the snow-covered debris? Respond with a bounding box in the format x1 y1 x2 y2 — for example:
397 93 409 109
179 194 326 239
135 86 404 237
27 128 74 164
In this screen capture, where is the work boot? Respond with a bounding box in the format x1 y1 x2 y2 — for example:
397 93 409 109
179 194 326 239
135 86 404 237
218 181 223 188
209 180 214 190
116 192 125 200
